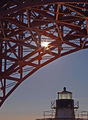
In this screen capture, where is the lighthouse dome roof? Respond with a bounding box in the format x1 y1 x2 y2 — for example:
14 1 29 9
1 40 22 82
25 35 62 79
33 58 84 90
58 87 72 94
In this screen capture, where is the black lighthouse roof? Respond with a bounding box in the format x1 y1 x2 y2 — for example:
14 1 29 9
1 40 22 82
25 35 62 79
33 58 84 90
57 87 72 94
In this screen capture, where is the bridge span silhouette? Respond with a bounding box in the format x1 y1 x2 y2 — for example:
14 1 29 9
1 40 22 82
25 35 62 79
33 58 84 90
0 0 88 107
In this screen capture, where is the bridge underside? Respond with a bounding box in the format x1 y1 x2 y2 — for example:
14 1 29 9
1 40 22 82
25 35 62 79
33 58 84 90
0 0 88 106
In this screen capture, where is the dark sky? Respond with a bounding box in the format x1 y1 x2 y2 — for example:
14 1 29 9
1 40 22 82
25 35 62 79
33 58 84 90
0 49 88 120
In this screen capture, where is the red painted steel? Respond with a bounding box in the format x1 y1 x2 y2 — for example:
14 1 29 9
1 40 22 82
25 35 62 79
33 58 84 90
0 0 88 106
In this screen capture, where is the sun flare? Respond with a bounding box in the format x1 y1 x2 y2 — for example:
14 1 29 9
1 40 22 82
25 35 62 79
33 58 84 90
41 42 49 47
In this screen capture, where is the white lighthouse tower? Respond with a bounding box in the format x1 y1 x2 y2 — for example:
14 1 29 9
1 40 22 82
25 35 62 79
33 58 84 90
55 87 75 119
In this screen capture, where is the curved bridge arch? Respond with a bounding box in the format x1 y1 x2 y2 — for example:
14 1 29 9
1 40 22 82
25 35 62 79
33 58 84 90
0 0 88 106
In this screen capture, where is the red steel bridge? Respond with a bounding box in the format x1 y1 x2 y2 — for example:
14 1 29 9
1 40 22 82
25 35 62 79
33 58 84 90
0 0 88 107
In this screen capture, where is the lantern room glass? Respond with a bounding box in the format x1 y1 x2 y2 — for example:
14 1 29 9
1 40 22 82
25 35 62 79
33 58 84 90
59 93 72 99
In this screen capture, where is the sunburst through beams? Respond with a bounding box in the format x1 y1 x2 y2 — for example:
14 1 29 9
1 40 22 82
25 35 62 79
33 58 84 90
41 41 49 47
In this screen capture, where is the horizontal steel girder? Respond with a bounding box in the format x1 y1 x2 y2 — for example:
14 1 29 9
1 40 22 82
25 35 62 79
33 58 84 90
0 0 88 106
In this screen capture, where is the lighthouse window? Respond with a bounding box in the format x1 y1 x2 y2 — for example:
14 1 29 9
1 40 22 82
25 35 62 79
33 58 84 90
59 93 72 99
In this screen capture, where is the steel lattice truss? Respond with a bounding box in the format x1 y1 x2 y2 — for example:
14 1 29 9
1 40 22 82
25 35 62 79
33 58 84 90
0 0 88 107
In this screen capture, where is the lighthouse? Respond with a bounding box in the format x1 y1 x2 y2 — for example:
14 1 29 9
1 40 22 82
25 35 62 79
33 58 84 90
55 87 75 119
37 87 88 120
